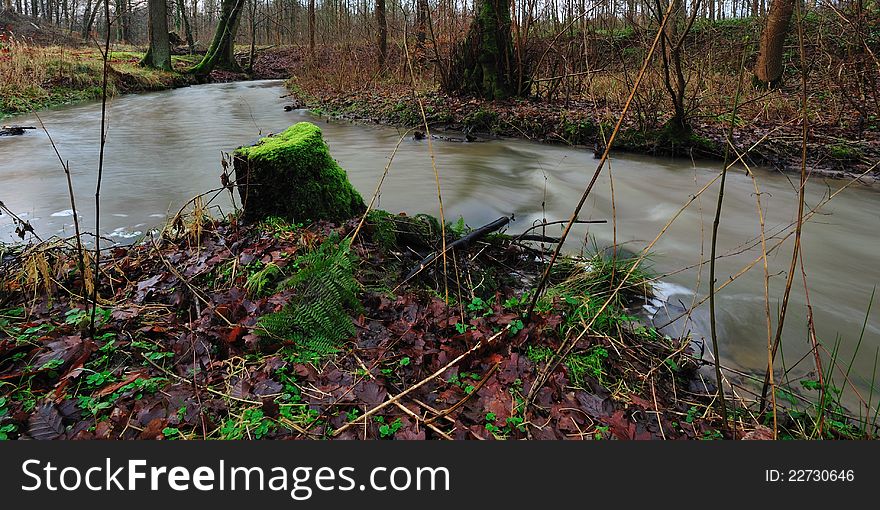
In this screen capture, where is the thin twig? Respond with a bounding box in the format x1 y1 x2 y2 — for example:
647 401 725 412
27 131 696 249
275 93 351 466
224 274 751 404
332 326 508 437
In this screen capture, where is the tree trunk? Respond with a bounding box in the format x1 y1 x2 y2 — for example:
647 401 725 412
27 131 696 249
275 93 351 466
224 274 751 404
415 0 427 62
142 0 172 70
3 0 12 12
447 0 516 99
82 0 101 39
247 0 256 73
376 0 386 66
116 0 130 42
190 0 245 75
659 0 690 137
754 0 794 85
175 0 195 53
308 0 315 62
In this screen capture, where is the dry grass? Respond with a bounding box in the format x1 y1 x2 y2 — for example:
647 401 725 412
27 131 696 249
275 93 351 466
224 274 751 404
0 38 194 118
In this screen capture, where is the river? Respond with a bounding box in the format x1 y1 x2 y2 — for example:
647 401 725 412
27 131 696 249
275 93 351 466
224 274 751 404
1 79 878 414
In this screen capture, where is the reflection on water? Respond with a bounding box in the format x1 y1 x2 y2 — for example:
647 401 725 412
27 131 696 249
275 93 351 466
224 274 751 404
1 80 878 410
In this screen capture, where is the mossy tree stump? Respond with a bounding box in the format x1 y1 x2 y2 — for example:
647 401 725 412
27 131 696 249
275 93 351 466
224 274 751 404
233 122 365 223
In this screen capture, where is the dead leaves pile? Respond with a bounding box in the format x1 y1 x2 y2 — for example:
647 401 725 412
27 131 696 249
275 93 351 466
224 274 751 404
0 216 721 440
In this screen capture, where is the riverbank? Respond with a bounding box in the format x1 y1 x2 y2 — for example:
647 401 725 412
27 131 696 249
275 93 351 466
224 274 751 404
0 202 758 440
0 43 295 120
0 41 200 119
0 8 288 120
2 202 872 440
275 11 879 181
287 84 877 182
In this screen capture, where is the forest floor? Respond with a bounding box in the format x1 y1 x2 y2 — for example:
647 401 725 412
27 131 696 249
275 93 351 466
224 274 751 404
2 202 797 440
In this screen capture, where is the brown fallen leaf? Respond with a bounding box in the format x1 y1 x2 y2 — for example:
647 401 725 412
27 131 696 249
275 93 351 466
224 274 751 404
28 404 65 440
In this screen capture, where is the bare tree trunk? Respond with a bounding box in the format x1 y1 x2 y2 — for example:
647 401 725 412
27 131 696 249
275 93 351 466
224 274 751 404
376 0 387 66
247 0 256 72
754 0 794 85
83 0 102 39
416 0 427 60
176 0 195 53
116 0 130 42
142 0 172 70
308 0 315 61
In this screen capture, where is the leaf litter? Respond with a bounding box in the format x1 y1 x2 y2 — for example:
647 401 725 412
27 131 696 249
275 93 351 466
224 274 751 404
0 209 727 440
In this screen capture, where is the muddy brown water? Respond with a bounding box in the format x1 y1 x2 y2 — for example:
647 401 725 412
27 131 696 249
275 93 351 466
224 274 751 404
1 80 878 414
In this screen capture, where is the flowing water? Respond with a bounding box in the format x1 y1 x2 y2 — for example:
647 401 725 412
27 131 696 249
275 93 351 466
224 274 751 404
2 79 878 413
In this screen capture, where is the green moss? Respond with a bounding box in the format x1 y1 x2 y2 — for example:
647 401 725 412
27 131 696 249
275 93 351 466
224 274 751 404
828 143 863 162
234 122 365 223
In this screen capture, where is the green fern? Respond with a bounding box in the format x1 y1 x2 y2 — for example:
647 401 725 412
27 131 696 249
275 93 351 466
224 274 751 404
244 263 283 297
256 237 360 358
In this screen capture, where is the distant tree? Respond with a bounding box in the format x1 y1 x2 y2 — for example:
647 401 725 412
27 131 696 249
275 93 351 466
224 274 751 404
175 0 195 53
416 0 427 60
190 0 245 75
141 0 172 71
754 0 794 86
376 0 387 66
3 0 12 12
82 0 104 39
308 0 315 61
447 0 517 99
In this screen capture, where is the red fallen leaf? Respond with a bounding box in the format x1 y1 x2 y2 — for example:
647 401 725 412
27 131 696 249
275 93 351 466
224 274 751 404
742 425 774 440
135 274 163 301
94 370 149 398
628 395 655 410
293 363 319 381
606 410 634 439
140 418 167 439
243 333 263 350
111 307 139 321
498 353 531 385
261 356 285 375
226 325 245 344
484 353 504 365
395 418 425 440
575 390 615 419
94 420 114 439
230 377 253 399
28 404 64 440
133 400 167 428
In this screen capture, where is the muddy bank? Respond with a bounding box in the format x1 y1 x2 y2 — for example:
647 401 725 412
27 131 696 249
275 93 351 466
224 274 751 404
284 85 878 183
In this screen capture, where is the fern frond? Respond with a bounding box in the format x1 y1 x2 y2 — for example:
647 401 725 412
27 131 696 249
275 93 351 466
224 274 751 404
255 236 360 359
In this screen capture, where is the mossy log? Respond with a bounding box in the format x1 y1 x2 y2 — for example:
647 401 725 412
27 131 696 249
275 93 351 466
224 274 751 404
233 122 365 223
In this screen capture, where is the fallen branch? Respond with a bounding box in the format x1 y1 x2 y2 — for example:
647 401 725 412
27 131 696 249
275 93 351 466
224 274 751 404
0 125 36 136
404 216 511 281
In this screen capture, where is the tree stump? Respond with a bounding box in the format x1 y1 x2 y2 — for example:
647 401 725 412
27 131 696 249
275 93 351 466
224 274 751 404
233 122 365 223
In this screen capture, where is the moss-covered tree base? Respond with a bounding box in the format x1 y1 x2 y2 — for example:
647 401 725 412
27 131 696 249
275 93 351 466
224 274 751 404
234 122 365 223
